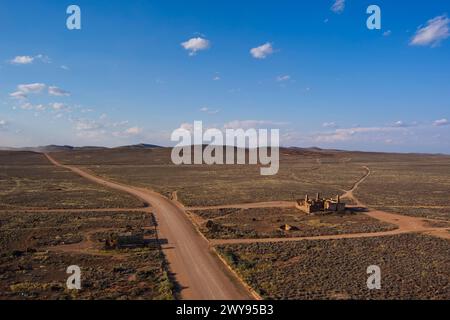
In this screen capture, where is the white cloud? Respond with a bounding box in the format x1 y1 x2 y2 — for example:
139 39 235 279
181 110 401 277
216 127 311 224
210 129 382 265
19 103 46 111
331 0 345 14
250 43 274 59
10 83 71 101
72 117 143 140
313 126 405 143
125 127 143 135
35 54 51 63
393 120 406 127
74 118 104 131
0 119 9 130
10 56 34 65
433 118 449 126
17 83 46 93
200 107 220 114
61 65 70 70
410 15 450 47
112 120 129 127
322 122 337 128
223 120 287 130
49 102 69 111
181 37 210 56
10 54 50 65
48 86 71 96
383 30 392 37
10 83 46 99
392 120 418 128
276 75 291 82
10 91 28 100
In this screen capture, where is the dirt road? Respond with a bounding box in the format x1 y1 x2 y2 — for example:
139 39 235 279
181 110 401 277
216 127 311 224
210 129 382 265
44 153 253 300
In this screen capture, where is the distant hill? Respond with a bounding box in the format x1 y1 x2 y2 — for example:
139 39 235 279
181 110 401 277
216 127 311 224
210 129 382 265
116 143 163 149
0 144 161 152
1 144 447 157
0 145 75 152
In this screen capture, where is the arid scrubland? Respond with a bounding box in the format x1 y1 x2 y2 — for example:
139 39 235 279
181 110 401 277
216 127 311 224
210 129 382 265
217 234 450 300
191 207 397 239
1 148 449 300
0 151 174 300
0 151 145 209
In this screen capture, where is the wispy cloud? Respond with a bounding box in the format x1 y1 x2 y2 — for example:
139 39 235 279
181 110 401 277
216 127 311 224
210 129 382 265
0 119 9 130
50 102 70 112
250 43 274 59
73 118 105 139
322 122 338 128
72 115 142 141
10 83 46 99
276 75 291 82
433 118 449 126
410 15 450 47
49 86 71 97
331 0 345 14
10 83 71 101
18 83 46 94
200 107 220 115
17 102 46 111
392 120 418 128
9 91 28 100
124 127 143 135
9 54 50 65
223 120 287 130
181 37 210 56
313 126 405 143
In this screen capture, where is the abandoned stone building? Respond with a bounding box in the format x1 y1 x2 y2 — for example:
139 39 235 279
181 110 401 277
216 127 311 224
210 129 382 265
296 193 346 215
104 230 145 249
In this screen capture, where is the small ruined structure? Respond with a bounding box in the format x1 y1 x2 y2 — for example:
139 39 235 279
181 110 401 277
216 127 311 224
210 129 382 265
296 193 346 215
279 224 298 231
104 229 145 249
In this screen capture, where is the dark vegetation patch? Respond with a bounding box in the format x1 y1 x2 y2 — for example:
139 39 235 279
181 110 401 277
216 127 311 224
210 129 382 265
217 234 450 300
0 210 174 300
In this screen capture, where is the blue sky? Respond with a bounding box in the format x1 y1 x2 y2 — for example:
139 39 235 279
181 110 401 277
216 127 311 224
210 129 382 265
0 0 449 153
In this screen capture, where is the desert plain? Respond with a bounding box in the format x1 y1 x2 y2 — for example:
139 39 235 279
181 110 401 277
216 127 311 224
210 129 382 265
0 146 449 300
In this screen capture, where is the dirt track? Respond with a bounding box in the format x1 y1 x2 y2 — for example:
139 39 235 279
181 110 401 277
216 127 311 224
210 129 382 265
210 166 450 245
44 153 253 300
